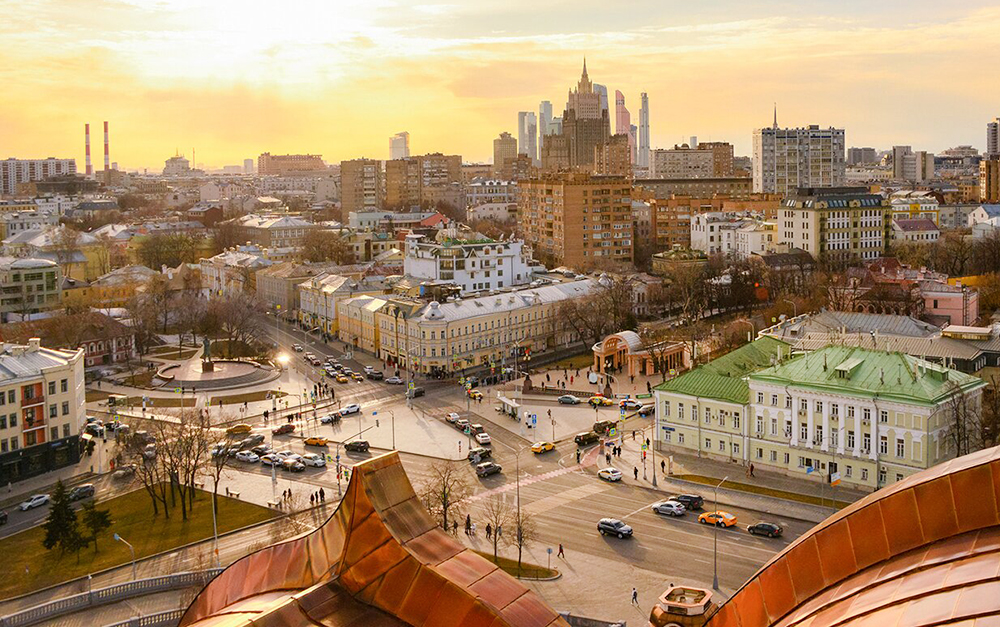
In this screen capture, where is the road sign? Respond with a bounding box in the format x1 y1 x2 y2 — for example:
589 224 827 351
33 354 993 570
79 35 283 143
636 393 653 399
546 547 553 555
531 414 537 426
608 427 617 438
662 426 675 432
641 443 648 451
830 472 842 486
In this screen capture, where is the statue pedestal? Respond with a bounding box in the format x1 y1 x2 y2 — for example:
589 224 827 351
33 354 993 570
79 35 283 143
201 360 215 373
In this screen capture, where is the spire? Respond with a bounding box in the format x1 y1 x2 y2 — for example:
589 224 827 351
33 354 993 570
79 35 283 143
577 57 592 94
773 103 778 129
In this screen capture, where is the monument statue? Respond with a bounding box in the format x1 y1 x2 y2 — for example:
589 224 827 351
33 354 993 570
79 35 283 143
202 336 212 362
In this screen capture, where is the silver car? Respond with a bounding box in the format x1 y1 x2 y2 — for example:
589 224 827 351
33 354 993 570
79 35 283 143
651 500 686 516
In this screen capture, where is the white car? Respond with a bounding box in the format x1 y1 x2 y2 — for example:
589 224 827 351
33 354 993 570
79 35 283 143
235 451 259 463
598 468 623 482
446 412 461 424
260 454 281 466
474 432 492 445
292 344 303 352
651 500 686 516
340 404 361 416
301 453 326 467
19 494 50 511
320 413 341 424
619 399 643 410
274 450 295 459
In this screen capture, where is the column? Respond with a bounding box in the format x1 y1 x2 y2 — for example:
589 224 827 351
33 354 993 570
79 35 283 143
853 406 862 458
822 401 830 453
788 395 798 448
805 396 814 450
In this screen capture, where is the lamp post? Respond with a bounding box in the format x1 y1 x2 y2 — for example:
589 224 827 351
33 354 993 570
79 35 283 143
736 319 755 343
712 476 728 591
113 532 137 580
781 298 797 318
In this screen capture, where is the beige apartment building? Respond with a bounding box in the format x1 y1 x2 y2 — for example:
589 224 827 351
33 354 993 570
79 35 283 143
982 157 1000 203
257 153 327 176
780 187 890 265
518 173 633 268
340 159 384 213
493 133 518 177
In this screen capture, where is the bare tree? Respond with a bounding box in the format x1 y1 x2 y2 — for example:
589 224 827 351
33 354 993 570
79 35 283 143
482 495 513 563
212 292 265 357
944 381 984 458
300 230 356 264
638 325 683 382
53 226 83 278
419 461 473 531
511 506 537 576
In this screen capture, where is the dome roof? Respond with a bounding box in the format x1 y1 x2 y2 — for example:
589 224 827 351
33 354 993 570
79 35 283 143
10 258 57 269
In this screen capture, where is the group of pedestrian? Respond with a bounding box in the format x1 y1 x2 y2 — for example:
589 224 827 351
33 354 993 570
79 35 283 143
281 488 293 501
605 445 624 465
309 488 327 505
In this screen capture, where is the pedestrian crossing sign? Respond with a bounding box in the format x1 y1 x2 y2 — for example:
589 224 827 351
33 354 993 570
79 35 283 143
608 428 617 437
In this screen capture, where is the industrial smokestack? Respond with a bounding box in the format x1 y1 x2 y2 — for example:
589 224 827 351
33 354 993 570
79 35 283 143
103 121 110 173
85 124 92 177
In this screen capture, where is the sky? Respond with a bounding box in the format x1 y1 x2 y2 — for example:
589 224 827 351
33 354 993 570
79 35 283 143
2 0 999 171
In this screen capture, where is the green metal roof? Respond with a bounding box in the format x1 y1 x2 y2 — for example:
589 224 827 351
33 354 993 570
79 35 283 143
654 336 789 405
749 345 986 406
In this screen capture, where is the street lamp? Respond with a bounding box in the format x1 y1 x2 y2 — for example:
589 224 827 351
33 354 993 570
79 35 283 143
113 532 137 580
736 319 755 343
781 298 797 318
712 476 728 591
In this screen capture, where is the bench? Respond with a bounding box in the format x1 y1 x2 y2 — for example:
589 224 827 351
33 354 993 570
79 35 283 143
227 491 240 499
194 481 205 489
267 500 281 509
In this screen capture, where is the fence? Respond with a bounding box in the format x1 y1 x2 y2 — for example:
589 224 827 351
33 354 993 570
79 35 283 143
0 570 221 627
559 613 626 627
103 609 186 627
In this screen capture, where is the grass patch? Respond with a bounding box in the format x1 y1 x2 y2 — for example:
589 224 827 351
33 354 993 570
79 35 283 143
541 354 593 372
86 390 112 403
210 390 287 405
118 371 158 389
147 345 199 358
675 474 852 509
473 551 558 579
0 487 276 598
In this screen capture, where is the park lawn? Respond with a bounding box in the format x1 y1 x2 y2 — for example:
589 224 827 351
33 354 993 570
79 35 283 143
210 390 287 406
675 474 852 509
147 345 199 358
542 353 593 372
124 396 196 408
474 551 558 580
0 486 276 598
86 390 112 403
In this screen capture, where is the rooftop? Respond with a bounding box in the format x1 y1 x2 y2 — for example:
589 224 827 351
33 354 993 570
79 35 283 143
655 337 789 405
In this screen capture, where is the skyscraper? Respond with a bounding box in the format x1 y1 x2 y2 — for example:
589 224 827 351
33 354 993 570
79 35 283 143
243 158 254 174
637 93 650 175
518 112 538 165
493 132 517 176
752 121 845 194
566 59 600 119
390 132 410 160
988 118 1000 157
539 101 553 138
560 60 611 169
593 84 609 115
614 90 636 165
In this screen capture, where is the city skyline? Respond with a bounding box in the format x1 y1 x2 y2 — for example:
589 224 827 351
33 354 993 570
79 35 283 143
3 1 1000 170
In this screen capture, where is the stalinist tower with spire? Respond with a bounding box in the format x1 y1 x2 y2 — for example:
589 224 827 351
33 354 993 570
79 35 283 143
566 58 601 119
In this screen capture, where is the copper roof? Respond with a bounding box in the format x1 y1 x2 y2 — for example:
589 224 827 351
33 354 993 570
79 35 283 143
179 451 569 627
705 445 1000 627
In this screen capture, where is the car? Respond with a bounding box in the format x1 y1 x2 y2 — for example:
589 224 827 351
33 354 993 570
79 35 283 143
598 467 623 481
651 500 686 516
455 418 471 431
467 447 492 462
476 461 502 477
385 376 404 385
272 424 295 435
557 395 581 405
325 368 339 378
292 343 303 352
329 362 344 371
133 430 155 444
747 522 784 538
467 389 483 401
597 518 633 538
260 453 281 466
588 395 614 407
367 371 384 380
574 431 600 446
274 450 295 459
344 440 370 453
226 423 252 435
699 511 738 528
619 399 643 410
310 356 323 366
0 511 6 525
531 441 555 454
305 436 328 447
446 412 461 424
143 443 157 459
235 450 260 463
301 453 326 467
18 494 50 511
281 458 306 472
672 494 704 510
593 420 617 435
363 365 375 373
340 404 361 416
112 464 136 479
407 386 426 398
68 484 95 501
351 373 364 382
251 444 272 456
469 423 486 435
320 413 341 424
336 374 349 383
638 404 655 416
303 352 315 360
474 432 492 445
240 434 265 449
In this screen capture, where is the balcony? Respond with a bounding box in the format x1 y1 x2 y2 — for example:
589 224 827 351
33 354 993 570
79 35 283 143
21 394 44 408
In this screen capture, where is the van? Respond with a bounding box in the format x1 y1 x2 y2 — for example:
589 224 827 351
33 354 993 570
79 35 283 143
406 387 425 398
574 432 600 446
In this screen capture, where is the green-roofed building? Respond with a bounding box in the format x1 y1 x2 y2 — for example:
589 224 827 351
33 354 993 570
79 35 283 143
653 337 790 465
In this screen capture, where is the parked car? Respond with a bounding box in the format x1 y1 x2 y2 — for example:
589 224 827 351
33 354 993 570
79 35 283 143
301 453 326 467
531 441 555 453
0 511 7 525
112 464 136 479
320 413 341 424
281 458 305 472
672 494 704 510
363 365 374 373
557 395 580 405
574 432 600 446
455 418 471 431
588 395 614 407
19 494 50 511
292 344 303 352
250 444 272 456
593 420 617 435
474 432 492 445
476 461 502 477
367 371 384 380
619 399 643 410
638 404 655 416
84 423 104 437
466 389 483 401
143 443 157 459
469 423 486 435
68 484 95 501
698 511 737 528
274 450 295 459
235 450 259 463
272 424 295 435
597 518 633 538
747 522 783 538
468 447 492 462
598 468 623 482
446 412 461 424
385 376 404 385
344 440 370 452
226 423 252 435
651 500 686 516
305 436 328 447
133 430 154 444
260 453 281 466
340 404 362 416
407 387 426 398
239 434 265 449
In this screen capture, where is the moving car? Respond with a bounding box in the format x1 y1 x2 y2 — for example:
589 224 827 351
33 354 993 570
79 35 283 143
574 431 600 446
467 447 492 462
407 387 425 398
320 413 341 424
747 522 783 538
597 518 633 538
303 352 315 361
469 423 486 435
619 399 643 411
272 424 295 435
637 404 655 416
588 395 614 407
651 500 686 516
351 373 364 382
446 412 461 424
226 424 252 435
671 494 704 510
385 377 404 385
475 462 502 477
344 440 370 453
531 441 555 454
335 374 349 383
340 404 361 416
305 436 328 447
112 464 136 479
68 484 95 501
474 432 492 445
466 376 479 388
240 434 265 448
367 371 384 380
593 420 617 435
455 418 471 432
557 395 581 405
301 453 327 467
19 494 50 511
250 444 272 456
467 389 483 401
235 450 260 463
260 453 281 466
143 443 157 459
598 467 623 482
280 458 305 472
292 344 303 352
698 511 737 527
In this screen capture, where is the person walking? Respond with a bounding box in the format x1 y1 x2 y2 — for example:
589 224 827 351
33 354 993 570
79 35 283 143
661 459 666 474
576 449 581 464
557 543 564 558
452 520 458 536
485 523 492 540
631 588 638 605
465 514 472 535
750 463 755 478
633 466 639 480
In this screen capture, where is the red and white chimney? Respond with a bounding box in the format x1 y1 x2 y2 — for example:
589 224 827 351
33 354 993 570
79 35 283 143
103 121 110 173
85 123 92 178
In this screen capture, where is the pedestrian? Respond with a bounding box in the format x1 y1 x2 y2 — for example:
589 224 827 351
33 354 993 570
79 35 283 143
647 381 652 393
465 514 471 535
646 438 650 447
576 449 581 464
496 524 502 538
606 452 611 465
634 467 639 480
558 543 564 558
630 375 635 384
320 487 325 501
632 430 636 441
631 588 638 605
310 493 315 505
750 463 755 478
486 523 492 540
452 520 458 536
546 373 550 382
661 459 666 474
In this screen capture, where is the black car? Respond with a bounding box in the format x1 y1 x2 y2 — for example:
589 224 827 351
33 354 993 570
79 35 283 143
672 494 704 510
476 462 502 477
251 444 273 456
574 432 600 446
240 434 265 449
344 440 370 453
468 447 492 462
597 518 633 538
748 522 783 538
367 371 384 380
407 387 425 398
593 420 616 435
0 510 8 525
68 484 95 501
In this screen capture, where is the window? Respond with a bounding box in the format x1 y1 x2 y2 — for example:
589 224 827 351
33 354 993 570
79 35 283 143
861 468 869 481
757 392 764 404
771 418 778 435
25 431 36 446
678 403 684 420
846 465 853 477
63 424 70 438
61 379 68 393
878 468 886 485
0 440 5 453
7 391 14 404
9 414 16 427
48 381 55 395
10 438 17 451
719 441 725 452
664 431 671 442
814 426 823 444
62 401 69 415
756 417 764 434
863 408 872 422
705 438 711 449
663 401 670 417
896 473 904 483
879 435 888 455
863 433 871 452
733 412 740 429
785 396 792 409
815 401 823 413
678 433 685 444
800 399 808 412
880 410 888 424
800 425 808 440
50 426 58 441
49 404 57 418
704 407 711 424
770 450 777 462
896 438 904 457
756 448 763 459
831 403 839 417
771 394 778 406
783 453 790 464
847 406 855 418
831 429 839 447
0 415 5 429
732 443 740 456
848 431 855 448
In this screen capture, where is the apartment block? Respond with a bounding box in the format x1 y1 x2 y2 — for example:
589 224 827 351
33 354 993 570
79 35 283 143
752 125 845 194
1 158 76 196
780 187 889 264
340 159 384 213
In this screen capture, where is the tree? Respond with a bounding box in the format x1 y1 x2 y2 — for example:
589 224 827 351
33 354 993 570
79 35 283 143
53 226 82 277
212 220 243 253
42 481 89 558
638 325 684 382
511 506 537 576
212 292 265 357
419 461 473 531
482 495 513 563
81 501 112 552
137 233 199 270
300 230 356 264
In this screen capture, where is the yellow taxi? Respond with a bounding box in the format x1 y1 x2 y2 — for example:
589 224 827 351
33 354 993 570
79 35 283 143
588 395 614 407
304 436 328 447
698 511 737 528
530 441 555 454
226 423 252 435
351 373 364 382
336 374 349 383
467 389 483 400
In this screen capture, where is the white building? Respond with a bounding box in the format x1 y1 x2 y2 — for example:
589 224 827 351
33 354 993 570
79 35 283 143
0 158 76 195
0 210 59 239
752 124 846 194
690 213 747 256
162 156 191 176
32 196 78 216
467 203 517 223
891 218 940 243
650 146 714 179
200 247 280 299
734 221 779 259
466 179 517 207
299 273 388 338
347 210 438 231
403 233 535 294
390 132 410 160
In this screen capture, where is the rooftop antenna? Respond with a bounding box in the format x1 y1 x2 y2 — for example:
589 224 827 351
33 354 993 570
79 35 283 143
772 103 778 129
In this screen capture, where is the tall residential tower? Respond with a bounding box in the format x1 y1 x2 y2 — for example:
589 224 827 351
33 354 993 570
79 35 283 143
637 93 650 175
518 112 538 165
389 132 410 160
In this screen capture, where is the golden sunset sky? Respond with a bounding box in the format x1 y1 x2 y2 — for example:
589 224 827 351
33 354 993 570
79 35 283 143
3 0 999 170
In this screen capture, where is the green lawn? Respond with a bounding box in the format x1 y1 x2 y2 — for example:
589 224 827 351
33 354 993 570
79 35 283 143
210 390 287 406
0 486 276 598
474 551 558 580
675 474 852 509
541 354 593 372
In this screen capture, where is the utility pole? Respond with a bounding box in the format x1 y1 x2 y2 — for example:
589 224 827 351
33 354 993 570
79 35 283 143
712 476 728 591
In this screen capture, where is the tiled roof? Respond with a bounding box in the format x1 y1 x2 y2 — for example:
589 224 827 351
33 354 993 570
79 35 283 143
655 337 789 405
892 217 940 232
